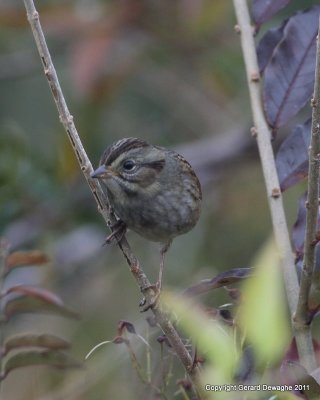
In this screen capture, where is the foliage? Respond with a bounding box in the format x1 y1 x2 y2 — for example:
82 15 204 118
0 240 80 386
1 0 320 399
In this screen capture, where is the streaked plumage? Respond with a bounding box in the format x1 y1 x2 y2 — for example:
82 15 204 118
91 137 202 288
92 137 201 242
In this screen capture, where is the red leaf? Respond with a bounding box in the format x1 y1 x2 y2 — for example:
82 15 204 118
2 285 63 306
2 334 71 356
5 251 49 275
2 287 79 320
1 350 82 380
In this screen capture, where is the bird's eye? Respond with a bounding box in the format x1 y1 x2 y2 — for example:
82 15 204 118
123 160 135 171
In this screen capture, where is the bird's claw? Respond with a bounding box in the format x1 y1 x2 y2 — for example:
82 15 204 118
139 284 161 312
104 220 126 245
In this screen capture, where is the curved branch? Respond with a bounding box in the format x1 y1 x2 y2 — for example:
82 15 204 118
22 0 204 396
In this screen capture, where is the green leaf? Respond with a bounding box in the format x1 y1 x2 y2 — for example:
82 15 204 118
238 239 290 365
162 291 237 384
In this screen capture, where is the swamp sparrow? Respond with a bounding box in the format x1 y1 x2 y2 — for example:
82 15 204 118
91 137 202 289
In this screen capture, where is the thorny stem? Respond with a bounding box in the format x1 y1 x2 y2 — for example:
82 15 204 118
233 0 316 371
296 20 320 328
22 0 204 397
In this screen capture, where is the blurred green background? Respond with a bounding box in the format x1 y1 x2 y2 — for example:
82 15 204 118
0 1 316 399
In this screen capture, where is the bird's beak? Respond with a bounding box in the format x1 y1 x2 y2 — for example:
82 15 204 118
91 165 111 179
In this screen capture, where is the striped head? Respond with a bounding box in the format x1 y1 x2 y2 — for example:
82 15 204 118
91 138 166 196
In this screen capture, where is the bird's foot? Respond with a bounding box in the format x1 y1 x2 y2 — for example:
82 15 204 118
139 284 161 312
104 220 127 245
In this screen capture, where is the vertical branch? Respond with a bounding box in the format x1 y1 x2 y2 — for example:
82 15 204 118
232 0 316 371
0 239 10 393
296 21 320 324
22 0 204 397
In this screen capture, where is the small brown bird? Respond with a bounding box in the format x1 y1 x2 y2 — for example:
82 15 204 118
91 137 202 289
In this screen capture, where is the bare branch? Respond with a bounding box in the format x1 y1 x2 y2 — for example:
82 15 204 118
232 0 316 371
296 21 320 325
22 0 204 396
0 239 10 394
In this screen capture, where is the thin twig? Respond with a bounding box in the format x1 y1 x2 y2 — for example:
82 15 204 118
22 0 204 397
0 239 10 394
232 0 316 371
296 21 320 328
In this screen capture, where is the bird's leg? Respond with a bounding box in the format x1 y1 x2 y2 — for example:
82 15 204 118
157 240 172 290
139 240 172 312
104 220 127 245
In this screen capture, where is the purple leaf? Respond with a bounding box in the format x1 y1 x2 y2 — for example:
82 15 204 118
292 192 320 255
292 192 307 254
263 6 320 130
117 320 136 335
183 267 253 297
157 335 171 347
252 0 291 27
257 21 287 73
113 336 128 345
281 360 320 397
176 379 192 391
235 345 255 382
281 338 320 391
276 119 311 191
